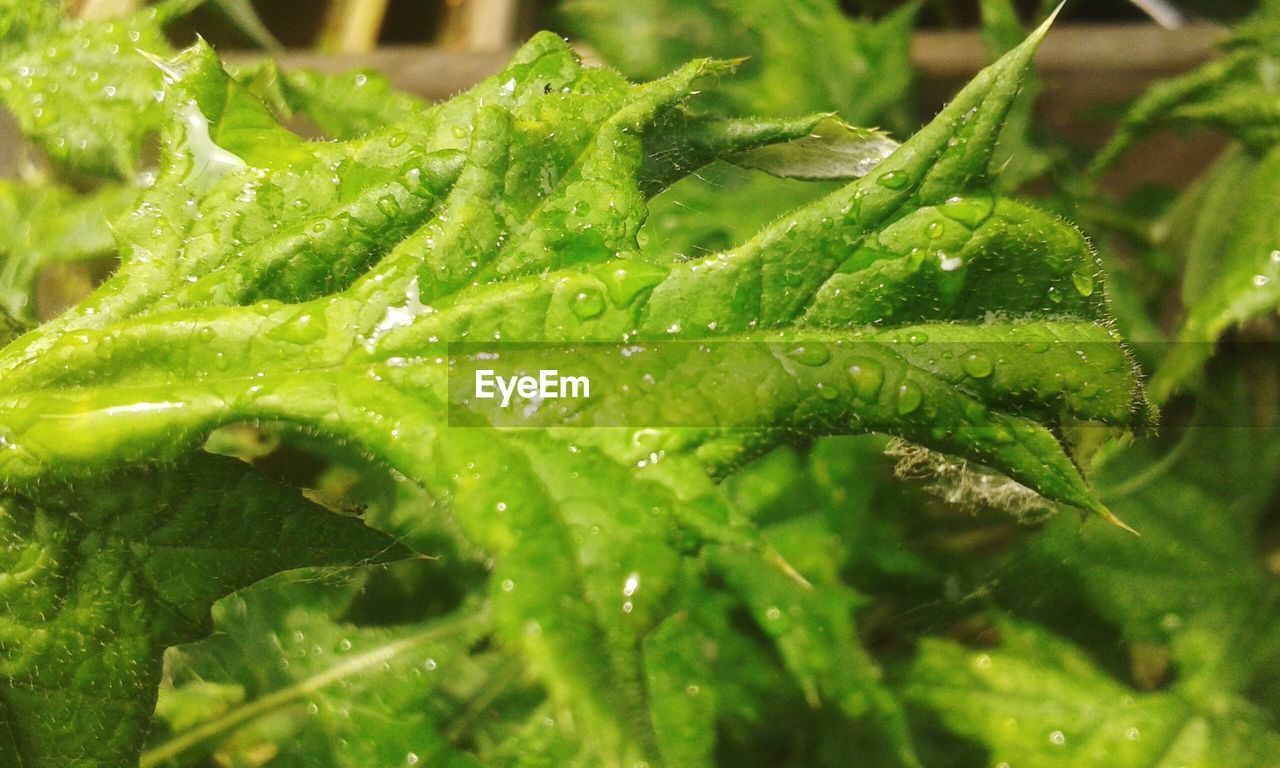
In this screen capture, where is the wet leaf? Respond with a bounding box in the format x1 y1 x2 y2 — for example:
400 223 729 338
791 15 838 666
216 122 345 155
0 455 406 767
905 382 1280 767
0 11 1152 767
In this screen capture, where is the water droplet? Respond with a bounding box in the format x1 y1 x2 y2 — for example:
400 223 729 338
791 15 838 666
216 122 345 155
1049 730 1066 746
938 252 964 272
846 357 885 400
896 381 923 415
1253 274 1270 287
786 344 830 365
907 331 928 346
1072 268 1095 296
407 753 420 765
570 287 606 319
268 310 328 344
876 169 909 189
377 195 402 219
961 350 994 378
1125 727 1140 741
596 259 668 307
254 299 284 316
939 195 995 227
178 101 246 189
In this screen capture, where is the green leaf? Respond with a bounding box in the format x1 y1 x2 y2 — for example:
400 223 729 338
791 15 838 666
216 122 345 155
0 454 407 767
0 19 1141 510
905 617 1236 767
1093 15 1280 171
145 576 488 768
979 0 1059 190
236 60 430 140
726 117 900 181
904 379 1280 767
559 0 919 297
0 3 175 177
0 14 1152 766
0 179 135 321
1146 143 1280 402
557 0 918 128
1091 11 1280 402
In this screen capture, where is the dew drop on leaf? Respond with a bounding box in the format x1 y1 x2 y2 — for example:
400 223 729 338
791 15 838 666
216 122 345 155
570 288 606 319
896 381 923 415
786 343 829 365
846 357 885 400
939 194 995 228
876 169 909 189
598 260 667 307
1072 268 1095 296
961 350 994 378
376 195 402 219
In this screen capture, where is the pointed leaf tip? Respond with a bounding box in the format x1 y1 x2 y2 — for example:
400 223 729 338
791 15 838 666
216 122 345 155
1096 502 1142 536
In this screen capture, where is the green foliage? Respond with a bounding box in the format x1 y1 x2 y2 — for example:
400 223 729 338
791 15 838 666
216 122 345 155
1 2 1276 767
0 455 405 767
555 0 919 264
1092 10 1280 401
0 179 134 321
556 0 917 128
906 380 1280 767
0 1 175 177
